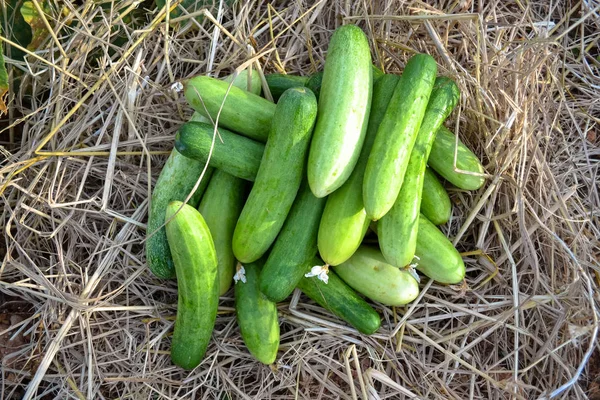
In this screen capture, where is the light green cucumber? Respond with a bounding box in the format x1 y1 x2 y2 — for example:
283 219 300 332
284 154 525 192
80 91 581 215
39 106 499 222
332 246 420 306
307 25 373 197
421 167 452 225
380 77 460 268
165 201 218 369
233 87 318 263
317 74 400 266
265 73 308 101
198 170 247 296
363 54 437 220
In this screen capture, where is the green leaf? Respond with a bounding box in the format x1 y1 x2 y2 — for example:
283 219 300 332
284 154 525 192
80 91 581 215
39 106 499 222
0 0 33 61
0 44 8 114
20 1 52 50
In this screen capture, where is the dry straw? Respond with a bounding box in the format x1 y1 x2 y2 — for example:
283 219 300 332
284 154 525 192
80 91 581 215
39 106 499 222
1 0 599 399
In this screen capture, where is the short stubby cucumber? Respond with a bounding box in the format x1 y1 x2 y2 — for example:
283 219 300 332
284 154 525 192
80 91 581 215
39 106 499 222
307 25 373 197
379 77 460 268
235 260 280 364
363 54 437 220
184 75 276 142
165 201 219 369
233 87 318 263
175 122 264 182
429 125 485 190
297 258 381 335
259 180 327 302
332 246 420 306
198 170 247 296
421 167 452 225
318 74 400 266
265 73 308 101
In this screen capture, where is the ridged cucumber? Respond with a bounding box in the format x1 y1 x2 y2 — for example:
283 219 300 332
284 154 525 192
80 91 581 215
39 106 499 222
421 167 452 225
332 246 420 306
259 180 327 302
235 260 280 364
380 77 460 268
165 201 218 369
265 73 308 101
233 87 318 263
307 25 373 197
363 54 437 220
317 74 400 266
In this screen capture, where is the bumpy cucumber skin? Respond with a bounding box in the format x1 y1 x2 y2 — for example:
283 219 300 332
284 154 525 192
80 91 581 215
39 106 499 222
333 247 420 306
265 73 308 101
296 258 381 335
429 125 485 190
421 167 452 225
198 170 247 296
363 54 438 220
235 260 280 364
317 74 400 266
175 122 265 182
233 88 318 263
307 25 373 198
184 76 275 142
380 77 460 268
414 214 465 284
259 181 327 302
165 201 219 370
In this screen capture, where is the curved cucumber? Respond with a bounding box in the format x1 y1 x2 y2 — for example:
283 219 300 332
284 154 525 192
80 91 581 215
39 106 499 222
421 167 452 225
265 73 308 101
175 122 264 182
165 201 219 369
318 74 400 266
380 77 460 268
429 125 485 190
233 87 318 263
259 181 327 302
296 258 381 335
333 247 420 306
198 170 247 296
235 260 280 364
363 54 437 220
307 25 373 197
184 75 276 142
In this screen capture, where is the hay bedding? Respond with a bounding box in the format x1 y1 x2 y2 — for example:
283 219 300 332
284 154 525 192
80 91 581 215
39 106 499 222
0 0 599 399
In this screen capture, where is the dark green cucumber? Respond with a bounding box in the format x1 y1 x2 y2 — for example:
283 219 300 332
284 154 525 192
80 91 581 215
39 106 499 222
363 54 437 220
305 71 324 99
380 77 459 268
259 181 327 302
198 170 247 296
317 74 400 266
421 167 452 225
429 125 485 190
235 260 280 364
165 201 219 369
372 65 384 80
414 214 465 284
184 75 276 142
307 25 373 197
175 122 264 182
332 246 419 306
233 88 317 263
297 258 381 335
265 73 308 101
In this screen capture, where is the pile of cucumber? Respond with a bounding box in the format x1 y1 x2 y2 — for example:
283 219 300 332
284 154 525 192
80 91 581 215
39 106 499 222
147 25 485 370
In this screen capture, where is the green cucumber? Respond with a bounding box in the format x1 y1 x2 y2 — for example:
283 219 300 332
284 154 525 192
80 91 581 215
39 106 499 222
363 54 437 220
223 69 262 95
296 258 381 335
184 75 276 142
317 74 400 266
379 77 459 268
372 65 384 81
414 214 465 284
233 87 318 263
175 122 264 182
332 246 420 306
259 181 327 302
165 201 218 369
265 73 308 101
198 170 247 296
421 167 452 225
307 25 373 197
304 71 323 99
235 260 280 364
429 125 485 190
